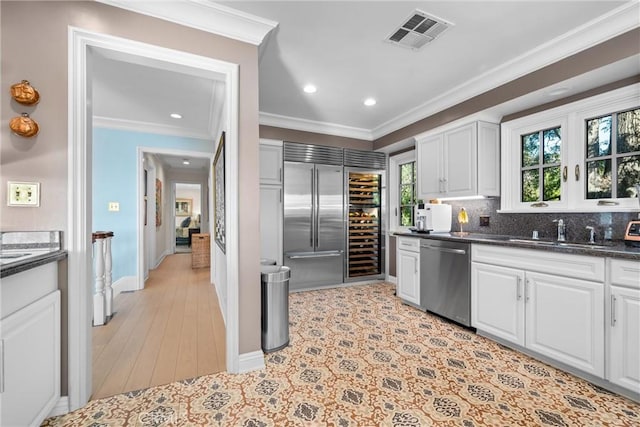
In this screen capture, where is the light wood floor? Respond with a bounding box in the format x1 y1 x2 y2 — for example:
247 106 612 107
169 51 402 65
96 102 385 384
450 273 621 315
91 253 225 400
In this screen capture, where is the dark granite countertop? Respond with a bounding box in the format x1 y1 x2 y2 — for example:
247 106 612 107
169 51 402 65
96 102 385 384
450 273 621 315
1 249 68 278
394 231 640 261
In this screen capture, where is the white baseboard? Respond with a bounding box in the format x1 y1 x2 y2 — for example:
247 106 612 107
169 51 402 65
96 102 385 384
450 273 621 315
214 282 227 324
154 249 170 269
112 276 137 298
48 396 70 417
238 350 265 373
386 275 397 284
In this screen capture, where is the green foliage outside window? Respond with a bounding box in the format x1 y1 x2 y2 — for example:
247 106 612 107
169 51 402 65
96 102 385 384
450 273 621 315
586 108 640 199
521 127 561 202
399 162 416 226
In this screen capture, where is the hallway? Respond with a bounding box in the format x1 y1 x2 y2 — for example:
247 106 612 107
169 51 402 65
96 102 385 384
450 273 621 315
91 253 225 400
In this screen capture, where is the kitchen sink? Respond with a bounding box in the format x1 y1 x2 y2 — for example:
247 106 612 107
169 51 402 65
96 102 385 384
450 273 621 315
508 239 608 249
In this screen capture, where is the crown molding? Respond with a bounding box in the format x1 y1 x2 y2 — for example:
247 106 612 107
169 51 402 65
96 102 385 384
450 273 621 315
93 116 212 141
370 0 640 140
259 112 373 141
96 0 278 46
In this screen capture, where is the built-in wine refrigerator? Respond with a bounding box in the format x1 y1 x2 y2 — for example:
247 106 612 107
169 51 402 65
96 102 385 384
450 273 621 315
345 168 385 281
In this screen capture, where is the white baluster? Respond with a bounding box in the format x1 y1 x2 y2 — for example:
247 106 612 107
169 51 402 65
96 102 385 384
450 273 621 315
93 234 106 326
104 232 113 320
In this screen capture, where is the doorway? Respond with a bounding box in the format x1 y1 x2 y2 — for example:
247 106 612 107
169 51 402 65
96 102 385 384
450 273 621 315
175 183 203 254
68 28 241 410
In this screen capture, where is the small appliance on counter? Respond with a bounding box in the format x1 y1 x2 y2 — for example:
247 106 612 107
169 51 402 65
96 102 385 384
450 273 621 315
413 203 452 233
624 185 640 247
624 221 640 247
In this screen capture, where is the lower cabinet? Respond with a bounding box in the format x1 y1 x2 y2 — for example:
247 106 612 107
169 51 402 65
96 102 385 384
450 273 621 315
396 237 421 307
260 184 283 265
525 271 604 377
471 263 524 346
1 290 61 427
472 245 606 379
608 258 640 394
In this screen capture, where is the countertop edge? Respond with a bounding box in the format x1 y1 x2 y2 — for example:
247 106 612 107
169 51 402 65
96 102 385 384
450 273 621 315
1 250 68 278
393 232 640 261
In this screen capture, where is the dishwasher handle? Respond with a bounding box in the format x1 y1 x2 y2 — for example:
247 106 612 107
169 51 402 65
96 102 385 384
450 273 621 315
420 244 467 255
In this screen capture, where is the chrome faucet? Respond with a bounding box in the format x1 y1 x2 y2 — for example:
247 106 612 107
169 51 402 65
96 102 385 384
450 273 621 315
585 226 596 244
553 219 566 242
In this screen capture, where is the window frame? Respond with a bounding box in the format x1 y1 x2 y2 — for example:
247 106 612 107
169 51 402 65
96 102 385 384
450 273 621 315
389 150 416 230
501 83 640 213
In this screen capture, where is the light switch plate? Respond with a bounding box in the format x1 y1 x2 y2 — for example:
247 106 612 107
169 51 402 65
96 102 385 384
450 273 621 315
7 181 40 207
108 202 120 212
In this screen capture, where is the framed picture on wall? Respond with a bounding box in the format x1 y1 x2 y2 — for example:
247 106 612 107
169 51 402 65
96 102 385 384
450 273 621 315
175 198 192 216
213 131 226 253
155 178 162 227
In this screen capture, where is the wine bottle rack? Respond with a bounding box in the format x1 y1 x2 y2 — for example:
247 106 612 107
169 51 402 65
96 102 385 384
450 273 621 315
347 172 381 278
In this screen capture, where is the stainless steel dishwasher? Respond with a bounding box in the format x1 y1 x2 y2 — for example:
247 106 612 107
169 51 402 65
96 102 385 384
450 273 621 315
420 239 471 327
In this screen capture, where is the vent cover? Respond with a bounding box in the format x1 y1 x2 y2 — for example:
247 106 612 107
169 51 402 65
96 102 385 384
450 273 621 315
284 142 343 165
344 149 386 170
386 10 451 50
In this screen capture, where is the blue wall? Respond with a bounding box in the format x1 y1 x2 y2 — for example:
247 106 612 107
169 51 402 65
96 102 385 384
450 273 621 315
93 128 212 283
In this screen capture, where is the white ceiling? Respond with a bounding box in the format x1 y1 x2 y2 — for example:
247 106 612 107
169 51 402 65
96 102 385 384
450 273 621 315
91 1 639 155
222 1 638 139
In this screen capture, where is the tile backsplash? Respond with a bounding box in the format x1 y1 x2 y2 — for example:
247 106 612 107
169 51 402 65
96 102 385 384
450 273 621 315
444 198 638 243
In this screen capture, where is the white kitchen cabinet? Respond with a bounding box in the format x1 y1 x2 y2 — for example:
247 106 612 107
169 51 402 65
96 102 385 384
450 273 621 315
260 185 283 265
472 244 605 378
259 140 283 185
471 263 525 346
417 121 499 200
396 237 421 307
608 259 640 394
526 271 604 377
259 140 283 264
1 290 60 427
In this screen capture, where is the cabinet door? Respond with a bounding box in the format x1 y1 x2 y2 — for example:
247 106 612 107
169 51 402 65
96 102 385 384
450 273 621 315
417 134 443 199
444 123 477 197
477 121 500 197
609 285 640 393
259 143 283 185
260 185 283 265
526 272 604 377
397 250 420 307
1 290 60 427
471 262 524 346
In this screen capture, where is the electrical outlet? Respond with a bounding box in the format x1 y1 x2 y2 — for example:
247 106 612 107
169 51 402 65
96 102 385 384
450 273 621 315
479 215 490 227
7 181 40 207
108 202 120 212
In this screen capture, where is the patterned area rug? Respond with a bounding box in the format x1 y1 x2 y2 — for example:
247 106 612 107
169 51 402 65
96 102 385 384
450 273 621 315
44 283 638 426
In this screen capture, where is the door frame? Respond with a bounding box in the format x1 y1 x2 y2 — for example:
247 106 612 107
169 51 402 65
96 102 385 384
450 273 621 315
68 27 240 410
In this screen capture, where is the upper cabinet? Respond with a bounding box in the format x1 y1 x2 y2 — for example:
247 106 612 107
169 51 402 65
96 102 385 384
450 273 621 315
259 139 283 185
501 84 639 212
416 121 499 200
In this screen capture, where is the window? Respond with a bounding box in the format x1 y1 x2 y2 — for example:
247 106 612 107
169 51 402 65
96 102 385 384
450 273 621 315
521 127 561 202
585 107 640 199
399 161 417 226
389 150 416 228
501 83 639 212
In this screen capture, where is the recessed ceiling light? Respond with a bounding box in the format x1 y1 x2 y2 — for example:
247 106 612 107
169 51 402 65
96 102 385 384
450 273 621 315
170 113 182 119
303 84 317 94
182 159 190 165
364 98 377 107
547 87 570 97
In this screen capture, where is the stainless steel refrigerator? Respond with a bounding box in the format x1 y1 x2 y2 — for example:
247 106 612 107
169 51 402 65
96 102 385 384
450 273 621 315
283 143 344 291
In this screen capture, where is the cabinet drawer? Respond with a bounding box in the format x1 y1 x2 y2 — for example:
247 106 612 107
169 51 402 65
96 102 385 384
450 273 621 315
610 259 640 289
397 236 420 253
472 244 604 282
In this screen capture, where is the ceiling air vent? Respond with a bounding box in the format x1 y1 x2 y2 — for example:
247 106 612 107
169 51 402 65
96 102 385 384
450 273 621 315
386 10 452 50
